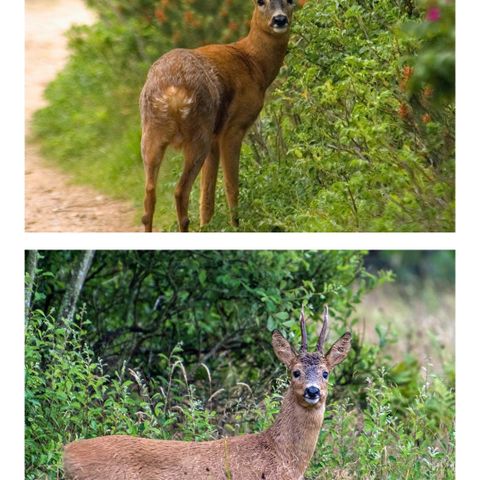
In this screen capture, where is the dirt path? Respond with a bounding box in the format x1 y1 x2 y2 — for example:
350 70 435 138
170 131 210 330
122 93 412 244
25 0 140 232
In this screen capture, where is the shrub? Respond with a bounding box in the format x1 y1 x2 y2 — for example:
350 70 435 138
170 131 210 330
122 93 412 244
241 0 455 232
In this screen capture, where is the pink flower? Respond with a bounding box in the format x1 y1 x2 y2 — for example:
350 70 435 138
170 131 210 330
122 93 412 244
426 6 441 22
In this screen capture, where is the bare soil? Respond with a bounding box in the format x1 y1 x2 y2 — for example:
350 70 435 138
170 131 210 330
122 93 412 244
25 0 140 232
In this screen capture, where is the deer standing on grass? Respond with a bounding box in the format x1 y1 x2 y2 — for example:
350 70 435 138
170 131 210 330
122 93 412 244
140 0 296 232
64 306 352 479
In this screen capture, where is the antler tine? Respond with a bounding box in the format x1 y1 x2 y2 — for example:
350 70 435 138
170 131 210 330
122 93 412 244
316 305 329 354
300 307 308 353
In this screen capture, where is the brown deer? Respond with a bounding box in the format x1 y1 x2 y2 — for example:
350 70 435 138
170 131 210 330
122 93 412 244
64 306 352 479
140 0 296 232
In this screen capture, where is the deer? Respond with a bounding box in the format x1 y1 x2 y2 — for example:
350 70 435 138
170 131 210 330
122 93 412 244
63 306 352 480
139 0 297 232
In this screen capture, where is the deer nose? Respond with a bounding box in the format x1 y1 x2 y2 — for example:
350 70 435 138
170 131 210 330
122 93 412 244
304 386 320 398
272 15 288 28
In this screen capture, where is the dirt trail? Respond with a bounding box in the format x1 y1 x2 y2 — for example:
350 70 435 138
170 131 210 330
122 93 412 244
25 0 140 232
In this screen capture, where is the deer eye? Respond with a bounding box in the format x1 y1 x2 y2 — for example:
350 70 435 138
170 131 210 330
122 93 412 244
257 0 265 6
322 371 329 379
293 370 301 378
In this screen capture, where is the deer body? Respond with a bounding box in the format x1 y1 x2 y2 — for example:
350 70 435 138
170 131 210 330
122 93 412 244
64 391 324 480
140 1 295 232
64 307 351 480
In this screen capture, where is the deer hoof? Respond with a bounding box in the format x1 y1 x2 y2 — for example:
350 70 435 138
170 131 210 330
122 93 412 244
142 215 153 232
179 218 190 232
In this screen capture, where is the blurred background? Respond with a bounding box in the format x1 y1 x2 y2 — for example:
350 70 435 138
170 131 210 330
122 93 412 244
25 250 455 479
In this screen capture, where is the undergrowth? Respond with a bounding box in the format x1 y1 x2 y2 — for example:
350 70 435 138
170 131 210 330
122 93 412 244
25 309 454 479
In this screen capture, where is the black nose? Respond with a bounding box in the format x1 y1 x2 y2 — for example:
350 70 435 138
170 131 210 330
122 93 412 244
305 386 320 398
272 15 288 27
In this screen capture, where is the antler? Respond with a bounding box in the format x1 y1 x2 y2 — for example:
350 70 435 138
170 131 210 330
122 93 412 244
316 305 329 354
299 307 308 352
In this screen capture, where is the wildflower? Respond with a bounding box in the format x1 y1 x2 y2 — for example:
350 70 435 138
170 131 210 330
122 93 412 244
399 102 411 120
422 85 434 99
400 65 414 91
426 6 441 22
422 113 432 124
155 8 166 23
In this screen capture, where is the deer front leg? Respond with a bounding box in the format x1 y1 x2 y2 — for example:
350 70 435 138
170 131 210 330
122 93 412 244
175 141 210 232
199 140 220 227
141 128 167 232
220 128 247 228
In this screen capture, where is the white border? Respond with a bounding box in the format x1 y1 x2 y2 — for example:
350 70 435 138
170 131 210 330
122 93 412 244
24 232 456 251
2 0 480 478
455 0 480 477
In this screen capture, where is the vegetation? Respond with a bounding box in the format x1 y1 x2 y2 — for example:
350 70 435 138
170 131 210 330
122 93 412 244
25 251 455 479
32 0 455 231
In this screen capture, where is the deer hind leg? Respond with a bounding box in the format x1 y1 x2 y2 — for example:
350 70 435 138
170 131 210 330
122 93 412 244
220 128 247 228
199 140 220 227
175 140 210 232
141 128 167 232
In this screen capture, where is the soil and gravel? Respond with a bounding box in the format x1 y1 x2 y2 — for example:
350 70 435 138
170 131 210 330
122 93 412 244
25 0 140 232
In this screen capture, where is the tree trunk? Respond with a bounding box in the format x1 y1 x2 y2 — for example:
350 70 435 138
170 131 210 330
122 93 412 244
59 250 95 323
25 250 39 322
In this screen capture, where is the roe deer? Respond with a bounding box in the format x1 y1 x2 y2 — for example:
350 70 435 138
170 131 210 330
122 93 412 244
63 306 352 479
140 0 296 232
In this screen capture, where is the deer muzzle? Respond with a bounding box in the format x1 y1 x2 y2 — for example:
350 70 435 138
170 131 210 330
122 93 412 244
271 14 289 32
304 386 321 405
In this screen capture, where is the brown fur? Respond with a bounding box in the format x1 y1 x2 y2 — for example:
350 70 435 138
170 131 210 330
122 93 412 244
140 0 296 232
64 316 351 480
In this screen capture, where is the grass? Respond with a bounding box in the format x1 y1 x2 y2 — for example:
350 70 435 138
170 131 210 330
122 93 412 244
356 281 454 375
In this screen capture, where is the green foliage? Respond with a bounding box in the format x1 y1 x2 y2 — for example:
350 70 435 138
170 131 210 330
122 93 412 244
29 251 384 387
25 311 219 479
365 250 455 285
32 0 454 231
25 251 454 479
400 0 455 100
308 369 454 479
240 0 454 232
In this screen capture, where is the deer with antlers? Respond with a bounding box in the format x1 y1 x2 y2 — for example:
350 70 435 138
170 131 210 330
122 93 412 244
140 0 296 232
64 306 351 479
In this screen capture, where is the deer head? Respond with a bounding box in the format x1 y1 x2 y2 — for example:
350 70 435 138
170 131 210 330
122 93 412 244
272 306 352 409
252 0 296 35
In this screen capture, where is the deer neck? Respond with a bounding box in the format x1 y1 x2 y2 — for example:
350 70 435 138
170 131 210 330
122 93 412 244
235 9 290 90
266 387 325 477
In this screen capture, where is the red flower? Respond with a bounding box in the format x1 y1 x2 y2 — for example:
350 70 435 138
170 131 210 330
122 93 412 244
426 7 441 22
398 102 411 120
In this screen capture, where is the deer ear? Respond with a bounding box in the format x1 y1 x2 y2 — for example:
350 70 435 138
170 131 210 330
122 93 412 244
272 330 296 367
325 332 352 369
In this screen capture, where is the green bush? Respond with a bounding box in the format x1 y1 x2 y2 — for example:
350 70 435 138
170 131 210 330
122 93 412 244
29 251 385 387
240 0 454 232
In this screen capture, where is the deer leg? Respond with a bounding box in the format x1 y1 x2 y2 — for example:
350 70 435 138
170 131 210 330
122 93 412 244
220 128 246 228
199 141 220 227
141 130 167 232
175 141 210 232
